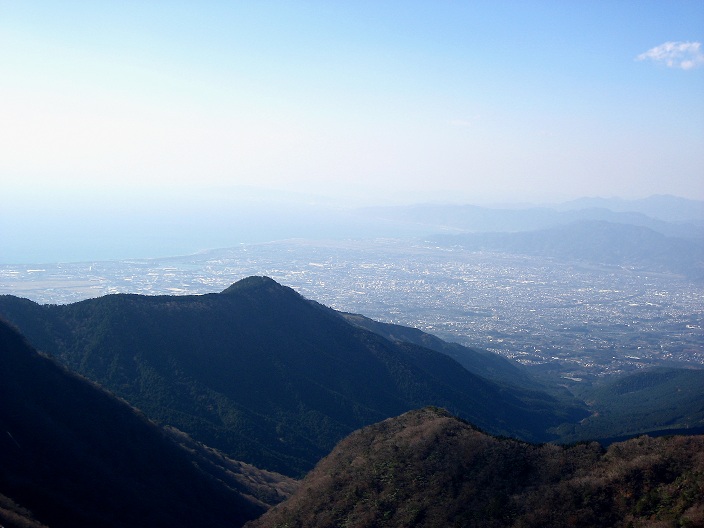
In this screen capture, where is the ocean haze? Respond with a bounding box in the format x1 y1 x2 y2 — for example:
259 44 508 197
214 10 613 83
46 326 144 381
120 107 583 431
1 193 702 265
0 188 421 264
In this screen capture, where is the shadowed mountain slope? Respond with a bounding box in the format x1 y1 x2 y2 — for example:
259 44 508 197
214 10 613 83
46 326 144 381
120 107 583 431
0 318 274 528
248 407 704 528
557 367 704 443
340 311 542 389
0 276 586 476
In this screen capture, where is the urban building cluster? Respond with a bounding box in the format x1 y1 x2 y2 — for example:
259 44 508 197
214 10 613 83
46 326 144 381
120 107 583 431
2 239 701 379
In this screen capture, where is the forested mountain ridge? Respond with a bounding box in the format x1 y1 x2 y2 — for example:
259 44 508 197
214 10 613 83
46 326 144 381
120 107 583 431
559 367 704 443
247 407 704 528
0 318 283 528
341 311 545 390
2 276 703 527
0 276 587 476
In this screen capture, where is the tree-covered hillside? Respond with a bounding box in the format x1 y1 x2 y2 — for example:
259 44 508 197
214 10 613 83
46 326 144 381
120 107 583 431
341 311 550 390
248 407 704 528
0 318 274 528
0 276 587 476
557 367 704 442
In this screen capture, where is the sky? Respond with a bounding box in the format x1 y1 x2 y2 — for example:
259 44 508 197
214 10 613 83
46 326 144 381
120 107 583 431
1 1 703 261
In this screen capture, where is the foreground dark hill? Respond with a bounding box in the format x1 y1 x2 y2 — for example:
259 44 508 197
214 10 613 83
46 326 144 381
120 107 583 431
248 407 704 528
0 318 275 528
0 276 586 476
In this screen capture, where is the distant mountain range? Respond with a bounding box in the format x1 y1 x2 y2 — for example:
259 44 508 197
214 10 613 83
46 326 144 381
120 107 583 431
363 195 704 281
430 220 704 280
2 194 701 265
360 194 704 239
553 195 704 224
248 407 704 528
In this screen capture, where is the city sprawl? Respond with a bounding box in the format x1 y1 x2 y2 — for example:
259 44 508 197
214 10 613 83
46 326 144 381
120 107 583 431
1 239 701 380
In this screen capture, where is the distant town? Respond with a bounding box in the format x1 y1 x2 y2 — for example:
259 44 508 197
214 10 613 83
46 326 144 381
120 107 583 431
1 238 702 381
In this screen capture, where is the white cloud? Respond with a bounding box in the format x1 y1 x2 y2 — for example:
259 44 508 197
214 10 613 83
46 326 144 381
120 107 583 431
636 41 704 70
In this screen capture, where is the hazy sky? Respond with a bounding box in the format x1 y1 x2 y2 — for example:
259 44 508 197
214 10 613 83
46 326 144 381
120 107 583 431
2 1 703 209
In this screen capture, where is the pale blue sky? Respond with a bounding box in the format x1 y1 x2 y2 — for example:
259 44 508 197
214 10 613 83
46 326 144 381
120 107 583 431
1 0 703 210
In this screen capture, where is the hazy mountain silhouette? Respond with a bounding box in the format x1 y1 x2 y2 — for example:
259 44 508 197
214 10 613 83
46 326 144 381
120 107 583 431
248 407 704 528
0 276 587 476
431 220 704 280
554 195 704 224
361 199 704 239
0 318 285 528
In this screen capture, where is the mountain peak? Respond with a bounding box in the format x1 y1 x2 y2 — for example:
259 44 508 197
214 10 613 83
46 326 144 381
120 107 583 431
221 276 290 295
219 276 310 321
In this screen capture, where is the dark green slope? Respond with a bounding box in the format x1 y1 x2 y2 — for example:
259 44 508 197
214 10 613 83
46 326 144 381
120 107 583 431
341 311 544 389
340 310 587 427
0 276 586 476
0 318 267 528
557 367 704 443
248 407 704 528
